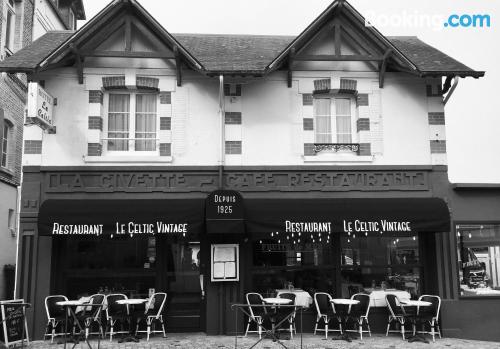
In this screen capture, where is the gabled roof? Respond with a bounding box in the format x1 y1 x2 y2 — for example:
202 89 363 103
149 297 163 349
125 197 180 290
174 34 294 74
0 31 73 72
0 0 484 79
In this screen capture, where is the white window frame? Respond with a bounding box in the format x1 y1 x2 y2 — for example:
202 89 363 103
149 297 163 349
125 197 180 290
103 91 160 156
4 0 16 55
313 95 357 144
1 120 10 169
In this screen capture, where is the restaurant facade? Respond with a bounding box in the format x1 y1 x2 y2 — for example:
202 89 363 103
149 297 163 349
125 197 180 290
0 0 498 342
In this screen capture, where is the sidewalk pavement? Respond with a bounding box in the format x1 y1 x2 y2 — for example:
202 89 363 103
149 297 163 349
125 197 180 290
25 333 500 349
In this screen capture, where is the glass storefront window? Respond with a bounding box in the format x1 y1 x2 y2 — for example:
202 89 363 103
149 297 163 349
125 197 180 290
340 234 421 298
457 224 500 297
252 239 336 296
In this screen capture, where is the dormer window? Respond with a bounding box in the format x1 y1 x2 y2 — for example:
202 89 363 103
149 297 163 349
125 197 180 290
4 0 16 55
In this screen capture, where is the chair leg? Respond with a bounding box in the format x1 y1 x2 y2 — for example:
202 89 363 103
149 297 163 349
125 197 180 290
160 316 166 338
401 323 405 340
359 319 363 340
110 322 114 342
289 321 293 339
245 318 251 337
313 315 319 335
430 320 436 342
386 318 391 336
51 321 56 343
324 320 328 340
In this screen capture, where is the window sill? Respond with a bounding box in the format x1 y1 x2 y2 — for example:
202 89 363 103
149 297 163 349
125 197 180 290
84 155 173 163
303 154 373 163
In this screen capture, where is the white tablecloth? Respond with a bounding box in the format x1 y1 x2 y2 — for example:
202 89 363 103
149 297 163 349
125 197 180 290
275 289 313 308
366 289 411 307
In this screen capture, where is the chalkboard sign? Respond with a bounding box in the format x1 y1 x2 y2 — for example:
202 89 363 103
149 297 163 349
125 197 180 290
0 300 29 347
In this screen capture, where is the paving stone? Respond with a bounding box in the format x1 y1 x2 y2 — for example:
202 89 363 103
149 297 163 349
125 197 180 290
25 333 500 349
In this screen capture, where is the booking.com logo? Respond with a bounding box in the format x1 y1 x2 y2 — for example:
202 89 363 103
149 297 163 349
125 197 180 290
364 11 491 30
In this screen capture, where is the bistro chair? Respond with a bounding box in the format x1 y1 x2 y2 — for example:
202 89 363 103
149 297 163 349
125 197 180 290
277 293 297 338
244 293 266 338
313 292 342 339
385 294 413 340
416 295 442 342
136 292 167 341
44 295 70 343
105 294 129 341
78 294 105 339
346 293 371 340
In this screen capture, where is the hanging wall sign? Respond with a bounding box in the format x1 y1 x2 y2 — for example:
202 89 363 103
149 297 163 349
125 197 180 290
27 83 54 130
206 190 244 234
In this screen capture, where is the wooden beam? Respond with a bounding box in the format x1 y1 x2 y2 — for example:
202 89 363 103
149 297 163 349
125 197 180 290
80 50 175 58
338 17 381 56
287 47 295 88
334 22 341 56
174 46 182 87
294 54 383 62
69 43 84 84
80 17 126 52
124 16 132 51
378 49 392 88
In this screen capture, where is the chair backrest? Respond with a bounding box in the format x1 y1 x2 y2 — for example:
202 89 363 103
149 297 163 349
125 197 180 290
385 294 405 317
105 294 128 320
349 293 371 317
45 295 68 319
145 292 167 318
88 294 105 320
278 293 296 303
314 292 333 316
418 295 441 320
246 293 264 318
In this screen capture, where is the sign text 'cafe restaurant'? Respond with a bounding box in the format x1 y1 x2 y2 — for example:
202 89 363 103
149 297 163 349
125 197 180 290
20 165 452 336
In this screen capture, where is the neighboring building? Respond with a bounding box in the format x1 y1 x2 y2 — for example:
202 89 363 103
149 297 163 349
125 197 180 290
0 0 496 342
0 0 84 300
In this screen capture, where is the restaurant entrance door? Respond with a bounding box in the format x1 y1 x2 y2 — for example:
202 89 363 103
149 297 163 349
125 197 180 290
158 239 204 331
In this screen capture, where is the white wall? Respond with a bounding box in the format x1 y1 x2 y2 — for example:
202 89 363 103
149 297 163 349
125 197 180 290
26 66 438 167
0 184 17 299
33 0 66 40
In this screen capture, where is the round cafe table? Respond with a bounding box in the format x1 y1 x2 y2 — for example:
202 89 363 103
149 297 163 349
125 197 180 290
399 299 432 343
331 299 360 342
262 298 292 340
116 299 148 343
56 300 103 349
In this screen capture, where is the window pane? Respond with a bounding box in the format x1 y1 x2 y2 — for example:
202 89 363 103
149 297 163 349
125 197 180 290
6 11 13 51
135 94 157 151
314 98 331 143
335 98 351 143
108 94 130 151
1 123 8 167
457 224 500 297
341 235 421 298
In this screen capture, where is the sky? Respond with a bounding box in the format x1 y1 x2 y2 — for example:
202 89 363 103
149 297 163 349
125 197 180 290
78 0 500 183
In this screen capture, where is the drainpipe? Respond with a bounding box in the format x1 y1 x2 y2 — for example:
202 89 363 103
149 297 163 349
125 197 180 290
218 75 225 189
443 76 459 105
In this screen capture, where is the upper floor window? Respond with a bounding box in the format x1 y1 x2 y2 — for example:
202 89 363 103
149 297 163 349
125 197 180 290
4 0 16 55
69 9 75 30
106 93 158 153
313 97 354 144
1 120 11 168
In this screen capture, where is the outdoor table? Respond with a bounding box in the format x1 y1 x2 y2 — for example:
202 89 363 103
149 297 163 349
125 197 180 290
116 298 148 343
331 299 359 342
275 290 313 308
231 303 304 349
0 302 30 349
57 300 103 349
399 299 432 343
